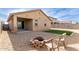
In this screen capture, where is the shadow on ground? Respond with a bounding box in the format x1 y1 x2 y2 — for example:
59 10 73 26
65 47 79 51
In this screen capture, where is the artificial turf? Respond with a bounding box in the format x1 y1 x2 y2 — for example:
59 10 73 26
44 29 73 36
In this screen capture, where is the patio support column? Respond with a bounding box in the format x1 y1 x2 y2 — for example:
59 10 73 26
0 19 2 33
12 15 18 32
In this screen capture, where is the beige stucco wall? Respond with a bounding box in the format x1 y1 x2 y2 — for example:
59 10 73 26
32 11 51 31
52 23 79 29
8 16 14 30
8 15 18 32
10 10 51 31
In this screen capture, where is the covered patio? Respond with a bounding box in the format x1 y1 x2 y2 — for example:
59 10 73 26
17 17 33 31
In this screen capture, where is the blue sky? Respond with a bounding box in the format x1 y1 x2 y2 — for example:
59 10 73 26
0 8 79 22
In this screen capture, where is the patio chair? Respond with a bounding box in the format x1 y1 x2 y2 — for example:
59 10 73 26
44 38 58 51
58 36 67 50
44 34 67 51
41 37 55 51
52 35 67 51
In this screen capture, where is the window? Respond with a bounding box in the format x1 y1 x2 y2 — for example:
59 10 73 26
44 23 46 27
54 22 59 24
35 23 38 26
35 19 38 21
51 22 53 24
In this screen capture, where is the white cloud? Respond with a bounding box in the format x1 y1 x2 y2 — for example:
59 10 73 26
42 10 55 15
7 8 27 16
54 10 69 18
68 9 79 15
0 8 38 21
55 9 79 17
1 8 79 22
7 8 35 15
8 9 27 13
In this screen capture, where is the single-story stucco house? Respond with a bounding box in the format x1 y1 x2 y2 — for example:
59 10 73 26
7 9 52 32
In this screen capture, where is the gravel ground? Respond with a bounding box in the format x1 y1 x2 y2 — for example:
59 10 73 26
0 31 79 51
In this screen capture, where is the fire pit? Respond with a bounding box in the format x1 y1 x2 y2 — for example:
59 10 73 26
30 37 46 48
